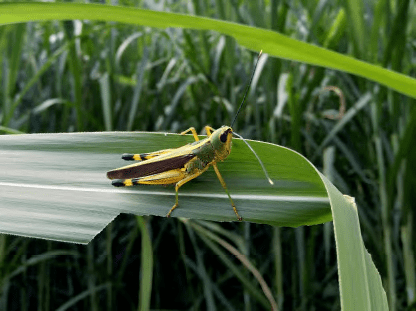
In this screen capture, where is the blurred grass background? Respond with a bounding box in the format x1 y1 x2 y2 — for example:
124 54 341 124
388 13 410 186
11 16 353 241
0 0 415 310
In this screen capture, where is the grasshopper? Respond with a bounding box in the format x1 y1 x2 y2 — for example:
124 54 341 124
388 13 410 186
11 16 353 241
107 51 271 220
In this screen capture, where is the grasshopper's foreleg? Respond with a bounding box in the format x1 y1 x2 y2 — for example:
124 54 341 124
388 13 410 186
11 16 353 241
121 149 174 161
212 163 242 221
180 127 199 142
166 167 209 217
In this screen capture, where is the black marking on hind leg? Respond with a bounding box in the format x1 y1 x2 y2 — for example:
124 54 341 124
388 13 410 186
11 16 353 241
122 153 135 161
112 180 125 187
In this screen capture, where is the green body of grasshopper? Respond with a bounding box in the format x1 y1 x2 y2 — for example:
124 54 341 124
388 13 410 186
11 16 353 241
107 125 242 220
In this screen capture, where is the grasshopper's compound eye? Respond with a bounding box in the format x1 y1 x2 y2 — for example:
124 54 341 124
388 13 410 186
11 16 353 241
220 130 230 143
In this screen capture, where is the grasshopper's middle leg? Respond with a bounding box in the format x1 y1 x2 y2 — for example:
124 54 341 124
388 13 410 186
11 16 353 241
166 167 209 217
212 163 242 221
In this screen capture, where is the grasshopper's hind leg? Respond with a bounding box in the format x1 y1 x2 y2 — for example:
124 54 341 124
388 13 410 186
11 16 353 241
121 149 175 161
111 169 185 187
111 179 136 187
110 168 208 218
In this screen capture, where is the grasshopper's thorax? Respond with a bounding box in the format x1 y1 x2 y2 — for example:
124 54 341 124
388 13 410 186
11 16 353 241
210 126 233 161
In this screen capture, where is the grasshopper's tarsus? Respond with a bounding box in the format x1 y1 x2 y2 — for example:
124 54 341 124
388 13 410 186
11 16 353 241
234 206 243 221
166 193 179 218
166 203 177 218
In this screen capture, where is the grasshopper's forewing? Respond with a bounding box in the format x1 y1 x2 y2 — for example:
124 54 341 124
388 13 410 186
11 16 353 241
107 154 195 180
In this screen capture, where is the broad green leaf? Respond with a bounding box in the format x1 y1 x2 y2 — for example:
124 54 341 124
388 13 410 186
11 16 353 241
0 132 389 310
0 132 330 243
0 2 415 99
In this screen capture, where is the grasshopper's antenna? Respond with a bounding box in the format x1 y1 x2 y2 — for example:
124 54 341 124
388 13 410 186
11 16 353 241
230 51 272 185
233 132 274 185
230 50 263 128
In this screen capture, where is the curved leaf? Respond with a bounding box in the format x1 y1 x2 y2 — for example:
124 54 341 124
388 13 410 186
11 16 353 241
320 174 389 311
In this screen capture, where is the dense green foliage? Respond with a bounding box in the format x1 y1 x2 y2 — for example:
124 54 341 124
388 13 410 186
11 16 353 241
0 0 415 310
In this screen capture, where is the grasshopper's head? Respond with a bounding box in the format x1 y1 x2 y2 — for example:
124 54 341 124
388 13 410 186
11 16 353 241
211 126 233 160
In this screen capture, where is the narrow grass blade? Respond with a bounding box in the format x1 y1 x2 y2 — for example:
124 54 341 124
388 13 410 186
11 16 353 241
319 174 389 311
343 0 366 57
99 73 113 131
0 2 415 98
137 216 153 311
